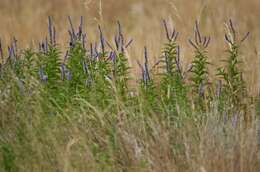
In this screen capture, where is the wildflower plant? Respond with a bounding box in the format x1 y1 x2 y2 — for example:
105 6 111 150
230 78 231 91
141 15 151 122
137 47 157 111
217 19 250 115
160 20 189 119
109 21 132 100
65 16 88 96
188 21 211 111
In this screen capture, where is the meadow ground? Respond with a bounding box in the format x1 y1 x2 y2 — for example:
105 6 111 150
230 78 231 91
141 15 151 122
0 0 260 171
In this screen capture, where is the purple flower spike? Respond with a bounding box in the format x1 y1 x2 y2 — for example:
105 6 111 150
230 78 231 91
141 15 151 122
68 30 74 47
78 16 83 39
98 25 105 55
229 19 236 41
175 46 183 78
68 16 76 38
163 19 170 41
114 34 119 51
7 43 16 61
117 21 124 52
60 64 65 80
66 70 72 81
66 16 87 48
45 37 48 53
53 26 56 45
137 60 146 86
48 16 53 45
125 39 133 49
204 37 211 48
163 19 179 42
108 51 116 61
225 19 250 44
189 21 210 50
188 39 199 50
144 47 150 82
111 21 132 53
195 20 202 43
241 32 250 43
117 21 122 36
0 39 4 62
105 41 114 51
48 16 56 46
224 34 232 44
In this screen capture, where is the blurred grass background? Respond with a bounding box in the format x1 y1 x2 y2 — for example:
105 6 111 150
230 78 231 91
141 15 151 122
0 0 260 93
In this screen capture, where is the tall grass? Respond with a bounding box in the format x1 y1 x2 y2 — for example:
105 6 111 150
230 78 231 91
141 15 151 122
0 17 259 172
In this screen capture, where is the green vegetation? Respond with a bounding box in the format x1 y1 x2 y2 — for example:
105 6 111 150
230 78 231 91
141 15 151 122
0 18 259 171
